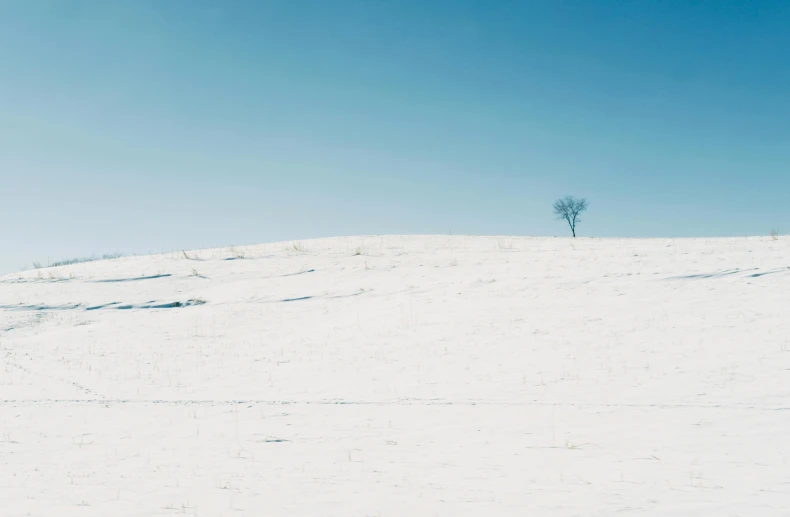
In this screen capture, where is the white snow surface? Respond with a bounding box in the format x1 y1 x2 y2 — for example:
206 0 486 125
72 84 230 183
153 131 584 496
2 235 790 516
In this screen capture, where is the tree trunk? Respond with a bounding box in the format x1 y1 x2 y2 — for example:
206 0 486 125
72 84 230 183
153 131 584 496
572 227 576 237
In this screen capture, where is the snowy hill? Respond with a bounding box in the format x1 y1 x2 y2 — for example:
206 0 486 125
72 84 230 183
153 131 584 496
2 235 789 516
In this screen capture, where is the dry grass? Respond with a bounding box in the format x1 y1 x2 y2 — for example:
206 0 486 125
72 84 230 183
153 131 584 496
32 253 123 270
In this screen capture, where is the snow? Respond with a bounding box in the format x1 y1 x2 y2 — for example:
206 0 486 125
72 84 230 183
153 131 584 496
2 235 789 516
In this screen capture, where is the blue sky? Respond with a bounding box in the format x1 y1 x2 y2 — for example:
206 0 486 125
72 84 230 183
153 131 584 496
1 0 789 272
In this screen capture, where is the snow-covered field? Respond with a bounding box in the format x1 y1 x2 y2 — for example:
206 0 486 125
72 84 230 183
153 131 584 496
2 235 789 516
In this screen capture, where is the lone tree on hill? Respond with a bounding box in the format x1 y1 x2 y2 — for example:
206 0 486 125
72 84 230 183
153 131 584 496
553 196 588 237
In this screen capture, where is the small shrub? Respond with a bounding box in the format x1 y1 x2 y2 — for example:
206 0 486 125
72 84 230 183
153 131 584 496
229 246 245 259
770 229 779 240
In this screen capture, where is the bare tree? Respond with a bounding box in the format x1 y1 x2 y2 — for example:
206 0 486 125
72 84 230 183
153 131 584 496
553 196 588 237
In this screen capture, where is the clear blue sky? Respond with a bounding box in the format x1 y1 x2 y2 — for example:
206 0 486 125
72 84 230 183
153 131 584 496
2 0 789 272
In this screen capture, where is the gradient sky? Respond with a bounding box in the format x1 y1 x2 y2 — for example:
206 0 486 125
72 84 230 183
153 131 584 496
2 0 789 272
